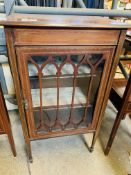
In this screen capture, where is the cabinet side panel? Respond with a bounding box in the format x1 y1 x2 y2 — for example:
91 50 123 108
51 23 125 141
94 30 127 140
4 28 32 159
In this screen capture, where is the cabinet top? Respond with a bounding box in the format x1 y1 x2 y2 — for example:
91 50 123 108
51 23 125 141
0 14 131 29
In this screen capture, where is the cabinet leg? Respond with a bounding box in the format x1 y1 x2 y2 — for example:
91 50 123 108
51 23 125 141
104 113 122 155
104 145 110 155
26 142 33 163
90 132 96 153
7 128 17 157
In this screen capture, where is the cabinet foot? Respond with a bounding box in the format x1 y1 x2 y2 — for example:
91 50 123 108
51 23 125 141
26 143 33 163
89 147 94 153
7 127 17 157
89 132 96 153
29 156 33 163
104 147 110 156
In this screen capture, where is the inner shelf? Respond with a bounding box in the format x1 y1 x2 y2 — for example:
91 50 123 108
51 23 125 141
31 87 90 108
33 105 94 132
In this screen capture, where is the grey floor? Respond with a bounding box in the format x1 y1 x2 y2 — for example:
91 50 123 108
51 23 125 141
0 101 131 175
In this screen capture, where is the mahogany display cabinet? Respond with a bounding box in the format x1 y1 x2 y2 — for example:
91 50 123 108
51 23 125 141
0 14 130 162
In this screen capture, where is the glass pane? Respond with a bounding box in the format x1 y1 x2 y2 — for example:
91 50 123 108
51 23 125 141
59 63 74 126
27 53 105 132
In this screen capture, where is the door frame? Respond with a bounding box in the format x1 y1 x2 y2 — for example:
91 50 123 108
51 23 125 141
16 46 115 139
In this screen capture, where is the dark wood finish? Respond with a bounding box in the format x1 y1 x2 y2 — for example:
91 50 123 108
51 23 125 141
105 73 131 155
1 14 130 162
0 85 16 157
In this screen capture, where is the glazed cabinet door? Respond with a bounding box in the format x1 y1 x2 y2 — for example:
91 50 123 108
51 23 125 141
16 46 115 139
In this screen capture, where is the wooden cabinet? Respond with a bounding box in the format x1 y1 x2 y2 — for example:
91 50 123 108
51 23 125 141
0 85 16 156
1 14 129 162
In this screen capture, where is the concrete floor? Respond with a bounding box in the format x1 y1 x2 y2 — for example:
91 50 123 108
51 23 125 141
0 101 131 175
